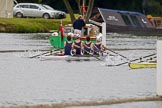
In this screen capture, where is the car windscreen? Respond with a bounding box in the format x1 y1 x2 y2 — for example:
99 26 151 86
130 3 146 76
38 5 48 10
41 5 54 10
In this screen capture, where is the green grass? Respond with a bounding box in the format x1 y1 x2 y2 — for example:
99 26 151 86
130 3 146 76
0 14 78 33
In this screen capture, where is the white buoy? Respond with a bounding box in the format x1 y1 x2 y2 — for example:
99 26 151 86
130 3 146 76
157 40 162 96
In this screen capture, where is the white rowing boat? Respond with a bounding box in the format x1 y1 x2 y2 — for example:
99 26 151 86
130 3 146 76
40 55 102 61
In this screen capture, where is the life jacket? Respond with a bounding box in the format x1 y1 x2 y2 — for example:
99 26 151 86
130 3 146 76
64 41 72 55
74 41 81 55
84 42 91 54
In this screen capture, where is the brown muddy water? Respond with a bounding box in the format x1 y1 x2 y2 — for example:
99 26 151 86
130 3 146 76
0 33 161 108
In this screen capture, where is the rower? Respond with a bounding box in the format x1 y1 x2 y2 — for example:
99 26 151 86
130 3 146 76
64 33 73 55
93 33 108 55
71 34 83 55
83 36 93 54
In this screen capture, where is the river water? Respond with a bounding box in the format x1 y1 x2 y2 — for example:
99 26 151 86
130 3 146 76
0 33 161 108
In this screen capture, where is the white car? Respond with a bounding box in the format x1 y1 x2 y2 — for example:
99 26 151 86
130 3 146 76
13 3 66 19
41 4 66 19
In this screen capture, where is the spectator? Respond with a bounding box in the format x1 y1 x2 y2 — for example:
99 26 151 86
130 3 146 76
73 15 86 36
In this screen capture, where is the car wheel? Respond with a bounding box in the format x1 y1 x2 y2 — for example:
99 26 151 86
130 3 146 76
43 13 50 19
16 12 23 18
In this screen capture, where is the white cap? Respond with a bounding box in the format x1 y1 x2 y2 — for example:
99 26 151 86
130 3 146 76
67 32 74 37
75 33 80 38
96 33 102 41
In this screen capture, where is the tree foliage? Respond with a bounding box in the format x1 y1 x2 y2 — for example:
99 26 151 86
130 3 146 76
17 0 162 17
62 0 75 22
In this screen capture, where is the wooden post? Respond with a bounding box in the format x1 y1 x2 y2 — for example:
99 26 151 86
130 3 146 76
102 22 106 46
157 40 162 96
89 20 107 46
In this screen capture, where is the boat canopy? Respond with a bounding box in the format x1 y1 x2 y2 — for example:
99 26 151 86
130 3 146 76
90 8 154 28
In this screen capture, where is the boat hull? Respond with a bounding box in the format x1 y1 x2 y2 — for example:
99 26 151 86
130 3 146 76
129 62 156 69
106 24 162 36
40 55 100 61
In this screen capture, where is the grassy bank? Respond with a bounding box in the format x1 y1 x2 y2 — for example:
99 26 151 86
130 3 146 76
0 14 76 33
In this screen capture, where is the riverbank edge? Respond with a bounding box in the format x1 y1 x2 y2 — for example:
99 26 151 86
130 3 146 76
0 18 71 33
3 96 162 108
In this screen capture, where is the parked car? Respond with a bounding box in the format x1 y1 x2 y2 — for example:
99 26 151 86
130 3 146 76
13 3 66 19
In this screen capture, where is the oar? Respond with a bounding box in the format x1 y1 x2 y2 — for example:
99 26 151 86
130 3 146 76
139 56 157 63
45 49 64 56
29 48 62 58
82 49 103 61
115 53 156 66
93 45 116 57
106 49 129 60
92 44 107 56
